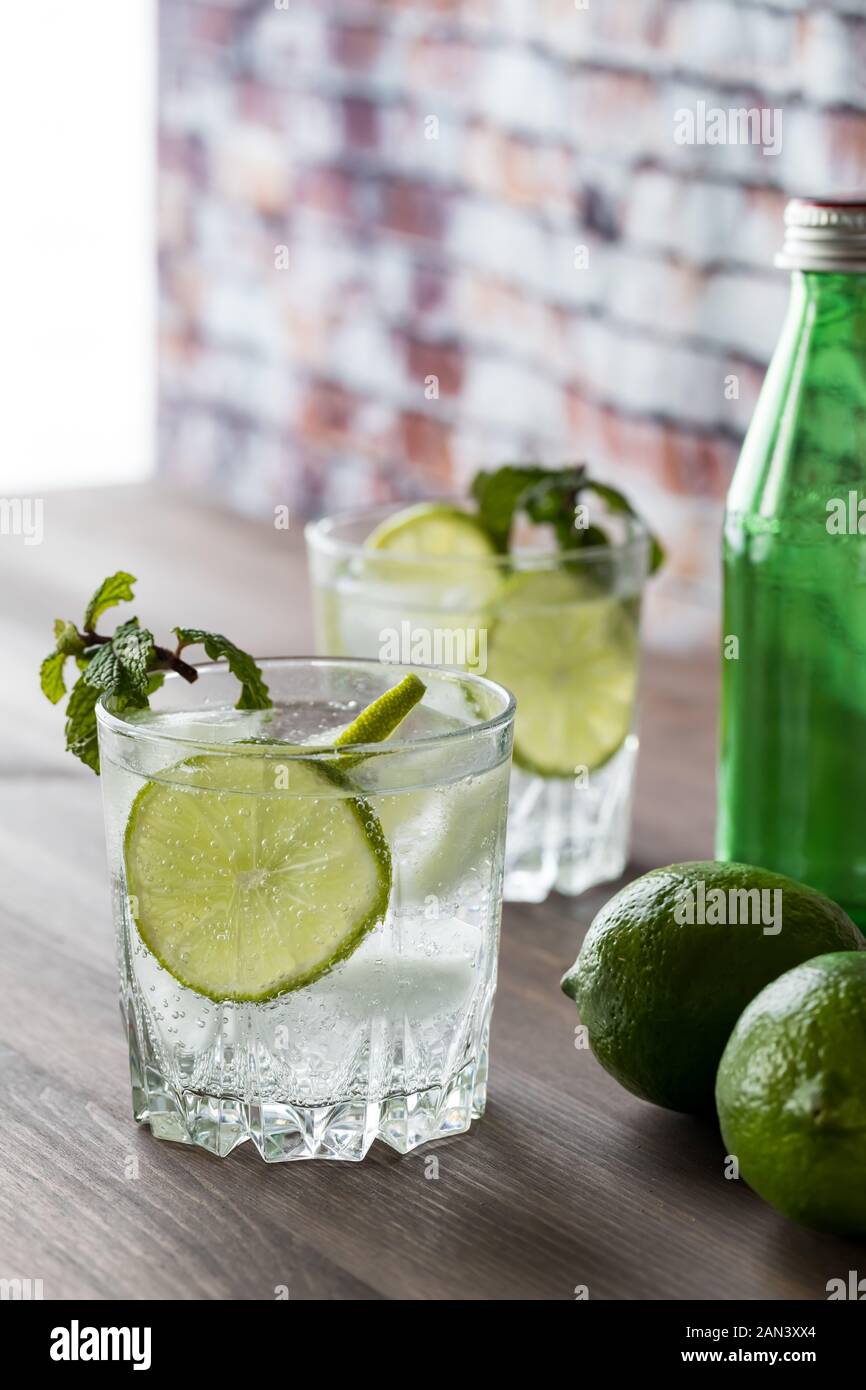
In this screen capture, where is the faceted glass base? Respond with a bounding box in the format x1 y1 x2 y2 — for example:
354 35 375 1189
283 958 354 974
504 736 638 903
131 1049 488 1162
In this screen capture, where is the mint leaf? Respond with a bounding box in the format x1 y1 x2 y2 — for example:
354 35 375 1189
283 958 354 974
470 465 553 551
84 621 154 706
83 572 136 631
55 620 86 656
83 641 122 693
469 464 665 572
112 622 155 700
520 467 589 550
583 481 665 573
40 651 67 705
174 629 271 710
68 623 152 773
65 674 101 773
471 464 589 551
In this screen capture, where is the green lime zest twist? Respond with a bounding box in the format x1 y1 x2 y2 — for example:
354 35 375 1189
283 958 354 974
332 673 426 769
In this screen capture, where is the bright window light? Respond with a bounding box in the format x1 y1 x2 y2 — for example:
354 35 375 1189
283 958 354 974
0 1 156 491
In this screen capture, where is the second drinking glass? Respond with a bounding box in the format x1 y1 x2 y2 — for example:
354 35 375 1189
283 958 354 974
307 505 651 903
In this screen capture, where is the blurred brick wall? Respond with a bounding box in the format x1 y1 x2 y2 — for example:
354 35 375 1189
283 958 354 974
158 0 866 644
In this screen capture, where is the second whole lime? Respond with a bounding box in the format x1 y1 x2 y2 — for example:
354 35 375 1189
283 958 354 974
716 952 866 1236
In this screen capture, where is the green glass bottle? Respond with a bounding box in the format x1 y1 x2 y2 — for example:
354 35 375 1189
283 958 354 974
718 199 866 929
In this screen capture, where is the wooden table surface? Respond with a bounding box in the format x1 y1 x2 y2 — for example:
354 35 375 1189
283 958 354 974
1 484 862 1302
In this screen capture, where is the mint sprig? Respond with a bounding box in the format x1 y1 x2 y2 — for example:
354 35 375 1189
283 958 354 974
470 464 665 572
469 465 557 552
40 572 272 773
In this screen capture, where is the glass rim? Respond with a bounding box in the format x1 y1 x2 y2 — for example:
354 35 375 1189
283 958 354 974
304 501 652 570
95 655 516 761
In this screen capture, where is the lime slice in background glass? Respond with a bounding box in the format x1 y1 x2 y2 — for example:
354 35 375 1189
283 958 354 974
363 503 504 623
366 502 498 560
485 570 638 777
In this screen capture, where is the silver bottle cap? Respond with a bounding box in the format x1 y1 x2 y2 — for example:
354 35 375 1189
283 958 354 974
777 198 866 273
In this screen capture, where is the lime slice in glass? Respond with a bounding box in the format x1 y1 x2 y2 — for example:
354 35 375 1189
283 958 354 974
366 502 497 560
124 755 391 1003
485 570 639 777
358 504 504 672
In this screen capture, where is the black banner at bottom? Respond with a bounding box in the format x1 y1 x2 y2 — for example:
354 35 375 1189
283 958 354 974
6 1296 865 1373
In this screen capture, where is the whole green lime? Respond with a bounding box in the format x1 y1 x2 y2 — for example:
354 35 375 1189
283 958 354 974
716 952 866 1236
561 862 864 1114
